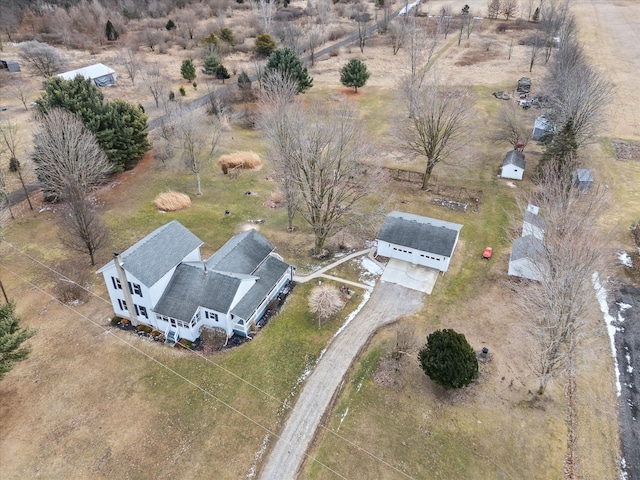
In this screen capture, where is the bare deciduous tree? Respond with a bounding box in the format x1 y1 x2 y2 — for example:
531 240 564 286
306 24 324 67
309 284 345 328
9 82 30 111
294 102 372 254
144 65 169 109
117 44 141 86
0 121 32 210
388 16 408 55
60 179 110 266
514 171 610 394
392 323 416 359
529 32 542 72
492 101 530 151
501 0 519 20
544 40 612 147
352 11 371 53
262 95 373 254
31 109 112 201
173 107 224 196
18 40 66 78
257 0 275 33
0 166 14 220
401 81 470 190
402 14 438 118
258 72 302 232
487 0 501 20
439 5 453 39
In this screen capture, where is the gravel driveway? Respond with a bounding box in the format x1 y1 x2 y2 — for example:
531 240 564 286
259 281 425 480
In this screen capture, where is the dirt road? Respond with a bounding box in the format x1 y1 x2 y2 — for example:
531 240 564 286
259 281 425 479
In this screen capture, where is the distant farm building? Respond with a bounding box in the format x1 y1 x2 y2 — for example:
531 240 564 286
57 63 117 86
376 211 463 273
0 59 20 72
532 115 555 141
500 151 525 180
574 169 593 191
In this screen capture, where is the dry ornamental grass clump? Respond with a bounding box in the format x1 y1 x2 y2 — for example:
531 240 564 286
218 151 262 174
154 191 192 212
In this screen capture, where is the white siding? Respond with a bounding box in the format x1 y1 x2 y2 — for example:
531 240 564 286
501 164 524 180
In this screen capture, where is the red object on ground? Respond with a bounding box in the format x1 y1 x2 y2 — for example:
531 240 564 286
482 247 493 259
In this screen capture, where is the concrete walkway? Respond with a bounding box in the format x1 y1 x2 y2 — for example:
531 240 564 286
259 281 425 479
292 247 383 290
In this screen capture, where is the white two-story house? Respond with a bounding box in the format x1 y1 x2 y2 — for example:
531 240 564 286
98 221 293 343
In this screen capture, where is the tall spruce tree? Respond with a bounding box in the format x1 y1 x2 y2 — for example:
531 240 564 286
181 59 196 82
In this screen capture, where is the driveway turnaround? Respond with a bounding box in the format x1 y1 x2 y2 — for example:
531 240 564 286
259 281 425 479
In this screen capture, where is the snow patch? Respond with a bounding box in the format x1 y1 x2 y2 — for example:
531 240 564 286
332 289 371 340
246 434 270 478
592 272 622 397
360 257 384 276
618 251 633 268
337 407 349 432
621 457 628 480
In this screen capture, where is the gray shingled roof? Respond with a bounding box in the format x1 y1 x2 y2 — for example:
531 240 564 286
502 150 525 169
206 229 274 274
154 263 242 321
376 211 463 257
231 256 290 320
523 210 546 230
119 221 203 287
510 235 545 262
575 169 593 182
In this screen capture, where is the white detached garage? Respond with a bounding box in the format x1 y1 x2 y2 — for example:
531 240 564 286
376 211 463 273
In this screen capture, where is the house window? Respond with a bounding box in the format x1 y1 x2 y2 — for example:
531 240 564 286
139 306 148 318
111 277 122 289
133 283 142 297
134 304 140 316
118 299 128 311
205 311 218 322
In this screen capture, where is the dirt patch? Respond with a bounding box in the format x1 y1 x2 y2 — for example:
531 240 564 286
373 356 405 388
612 140 640 162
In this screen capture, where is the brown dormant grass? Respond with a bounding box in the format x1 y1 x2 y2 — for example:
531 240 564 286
153 190 192 212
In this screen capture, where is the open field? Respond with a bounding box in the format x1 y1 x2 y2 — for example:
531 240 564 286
0 0 636 478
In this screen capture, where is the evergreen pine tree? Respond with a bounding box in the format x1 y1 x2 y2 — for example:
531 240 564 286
263 47 313 93
418 329 478 389
0 302 35 381
237 70 251 90
105 20 119 41
255 34 277 57
340 58 370 93
202 56 220 75
181 59 197 82
216 64 231 83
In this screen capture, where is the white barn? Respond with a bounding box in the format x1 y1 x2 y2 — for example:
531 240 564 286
376 211 463 273
57 63 117 86
500 150 525 180
98 221 293 343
